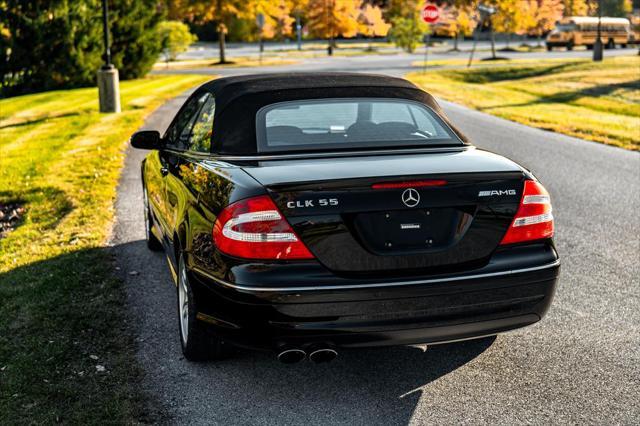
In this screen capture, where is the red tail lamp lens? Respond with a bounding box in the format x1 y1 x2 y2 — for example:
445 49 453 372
500 180 554 245
213 195 314 260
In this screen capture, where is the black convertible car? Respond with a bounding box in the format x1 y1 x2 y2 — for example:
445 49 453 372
131 73 559 364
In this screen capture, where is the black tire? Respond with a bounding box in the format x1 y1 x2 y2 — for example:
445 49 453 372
621 44 627 48
177 254 231 361
586 44 594 50
143 186 162 251
566 41 574 51
546 45 552 51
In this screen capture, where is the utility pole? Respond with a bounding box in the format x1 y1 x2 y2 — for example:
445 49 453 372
593 0 603 61
97 0 120 113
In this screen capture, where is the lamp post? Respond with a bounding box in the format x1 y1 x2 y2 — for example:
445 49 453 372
97 0 121 112
593 0 603 61
468 4 496 67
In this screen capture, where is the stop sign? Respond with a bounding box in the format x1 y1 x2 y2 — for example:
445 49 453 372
421 4 440 23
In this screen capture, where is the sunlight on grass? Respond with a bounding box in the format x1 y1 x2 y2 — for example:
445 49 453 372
0 73 211 423
0 74 211 270
407 56 640 150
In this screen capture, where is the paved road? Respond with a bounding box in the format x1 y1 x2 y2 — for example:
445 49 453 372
180 38 639 61
114 57 640 424
159 47 638 79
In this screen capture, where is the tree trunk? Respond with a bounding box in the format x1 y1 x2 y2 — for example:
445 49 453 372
490 27 497 59
219 30 226 63
537 34 542 47
217 0 226 64
453 32 459 51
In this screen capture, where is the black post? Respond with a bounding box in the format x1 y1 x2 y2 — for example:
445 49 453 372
593 0 603 61
101 0 112 69
327 0 334 56
296 13 302 51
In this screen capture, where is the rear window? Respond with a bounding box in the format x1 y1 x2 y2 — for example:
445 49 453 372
256 98 462 153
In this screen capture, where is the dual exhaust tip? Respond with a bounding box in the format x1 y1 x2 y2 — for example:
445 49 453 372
277 347 338 364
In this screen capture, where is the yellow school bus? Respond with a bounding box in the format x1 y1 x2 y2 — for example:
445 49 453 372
546 17 632 50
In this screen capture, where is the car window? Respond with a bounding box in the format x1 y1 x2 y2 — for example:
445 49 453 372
167 96 201 150
189 94 215 153
256 98 460 153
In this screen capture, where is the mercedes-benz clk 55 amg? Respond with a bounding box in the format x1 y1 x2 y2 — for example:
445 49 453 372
131 73 559 364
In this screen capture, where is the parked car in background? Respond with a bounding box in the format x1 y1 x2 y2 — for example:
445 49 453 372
546 16 632 50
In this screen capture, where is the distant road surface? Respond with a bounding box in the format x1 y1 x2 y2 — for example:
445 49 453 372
115 53 640 424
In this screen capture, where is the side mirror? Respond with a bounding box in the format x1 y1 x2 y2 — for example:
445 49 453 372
130 130 161 150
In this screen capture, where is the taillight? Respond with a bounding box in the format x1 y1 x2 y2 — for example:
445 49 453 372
372 179 447 189
213 195 314 260
500 180 554 245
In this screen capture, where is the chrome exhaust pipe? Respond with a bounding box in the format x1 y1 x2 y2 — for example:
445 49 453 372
308 348 338 363
277 348 306 364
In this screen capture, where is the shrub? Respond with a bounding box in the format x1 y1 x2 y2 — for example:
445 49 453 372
158 21 198 62
388 17 429 53
0 0 163 97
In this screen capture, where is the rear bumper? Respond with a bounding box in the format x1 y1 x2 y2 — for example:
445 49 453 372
187 245 560 351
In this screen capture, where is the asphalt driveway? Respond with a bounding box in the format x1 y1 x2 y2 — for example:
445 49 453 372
112 59 639 424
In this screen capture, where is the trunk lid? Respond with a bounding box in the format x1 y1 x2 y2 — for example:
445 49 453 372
240 149 526 276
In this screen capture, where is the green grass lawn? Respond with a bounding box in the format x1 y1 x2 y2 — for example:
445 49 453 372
0 74 211 423
407 56 640 150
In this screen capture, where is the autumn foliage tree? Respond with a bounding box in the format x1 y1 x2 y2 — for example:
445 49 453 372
166 0 248 63
359 3 391 38
491 0 533 48
254 0 297 40
562 0 589 16
306 0 362 41
526 0 564 46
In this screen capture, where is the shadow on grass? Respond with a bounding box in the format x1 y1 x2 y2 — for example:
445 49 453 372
449 63 576 84
479 79 640 113
0 112 80 130
0 244 159 424
1 236 497 423
0 187 73 234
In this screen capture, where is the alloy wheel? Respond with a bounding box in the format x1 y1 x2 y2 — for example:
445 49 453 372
178 257 189 345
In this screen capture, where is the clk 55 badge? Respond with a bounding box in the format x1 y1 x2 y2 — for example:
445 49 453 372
286 198 339 209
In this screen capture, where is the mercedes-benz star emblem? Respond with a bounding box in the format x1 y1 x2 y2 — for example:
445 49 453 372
401 188 420 208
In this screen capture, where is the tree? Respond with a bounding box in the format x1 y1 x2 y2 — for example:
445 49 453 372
383 0 423 21
158 21 198 61
0 0 162 97
491 0 532 49
448 1 477 51
109 0 164 80
359 3 391 38
167 0 246 63
255 0 296 40
306 0 362 41
601 0 632 17
525 0 564 46
388 16 429 52
562 0 589 16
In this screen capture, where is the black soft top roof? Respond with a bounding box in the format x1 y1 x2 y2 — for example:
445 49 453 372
197 73 468 154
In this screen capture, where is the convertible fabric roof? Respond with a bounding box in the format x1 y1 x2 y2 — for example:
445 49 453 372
197 73 468 154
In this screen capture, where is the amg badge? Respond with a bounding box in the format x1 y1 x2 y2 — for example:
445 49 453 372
478 189 517 197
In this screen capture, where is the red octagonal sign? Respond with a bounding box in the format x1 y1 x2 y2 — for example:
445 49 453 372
421 4 440 23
